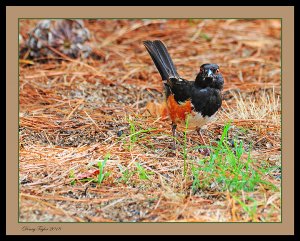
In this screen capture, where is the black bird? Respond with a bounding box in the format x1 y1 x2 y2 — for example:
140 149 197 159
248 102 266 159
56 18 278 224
143 40 224 153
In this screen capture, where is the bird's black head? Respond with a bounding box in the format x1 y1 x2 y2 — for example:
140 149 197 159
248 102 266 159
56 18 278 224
195 63 224 90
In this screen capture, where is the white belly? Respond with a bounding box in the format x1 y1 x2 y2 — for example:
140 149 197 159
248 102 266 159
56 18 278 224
177 112 216 129
190 113 213 127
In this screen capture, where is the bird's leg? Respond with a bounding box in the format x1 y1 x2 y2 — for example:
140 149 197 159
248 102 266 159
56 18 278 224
196 127 210 156
196 127 207 146
171 122 177 150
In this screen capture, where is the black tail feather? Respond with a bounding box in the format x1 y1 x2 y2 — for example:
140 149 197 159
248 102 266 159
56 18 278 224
152 40 179 79
143 40 180 81
143 40 169 80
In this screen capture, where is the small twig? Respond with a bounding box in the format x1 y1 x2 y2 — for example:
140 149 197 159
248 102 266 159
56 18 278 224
83 110 102 132
65 99 84 120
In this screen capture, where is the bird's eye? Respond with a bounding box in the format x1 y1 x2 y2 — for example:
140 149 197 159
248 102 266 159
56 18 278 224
199 68 203 73
216 69 220 73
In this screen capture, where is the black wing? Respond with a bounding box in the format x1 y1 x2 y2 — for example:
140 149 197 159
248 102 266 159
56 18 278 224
167 78 193 103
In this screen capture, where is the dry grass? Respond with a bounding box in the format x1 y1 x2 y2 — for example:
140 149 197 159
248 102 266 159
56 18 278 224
19 19 281 222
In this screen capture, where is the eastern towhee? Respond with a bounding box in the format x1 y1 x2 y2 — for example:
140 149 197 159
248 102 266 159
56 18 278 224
143 40 224 152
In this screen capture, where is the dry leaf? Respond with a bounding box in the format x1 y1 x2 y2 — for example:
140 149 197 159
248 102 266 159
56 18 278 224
146 101 169 119
77 169 99 179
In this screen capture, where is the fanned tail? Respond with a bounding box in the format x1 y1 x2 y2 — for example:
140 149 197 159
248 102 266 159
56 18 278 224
143 40 180 81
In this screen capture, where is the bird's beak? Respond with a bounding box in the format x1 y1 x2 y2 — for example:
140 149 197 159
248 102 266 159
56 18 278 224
206 69 213 78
